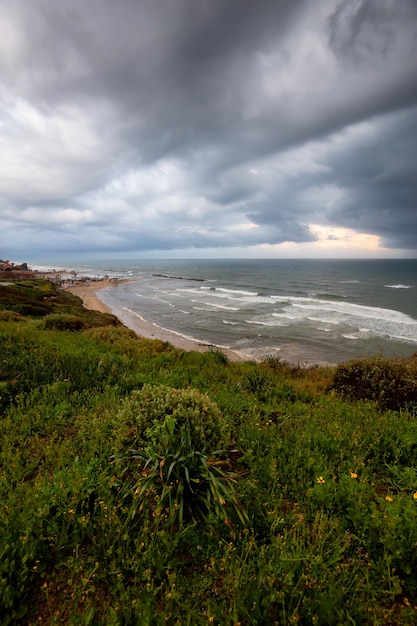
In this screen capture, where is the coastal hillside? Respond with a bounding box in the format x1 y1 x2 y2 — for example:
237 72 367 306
1 279 417 624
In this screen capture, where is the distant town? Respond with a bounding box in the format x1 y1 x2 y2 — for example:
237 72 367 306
0 259 117 287
0 259 34 279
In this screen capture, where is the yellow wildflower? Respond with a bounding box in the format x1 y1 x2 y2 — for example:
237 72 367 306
385 496 393 502
350 472 358 479
413 492 417 500
317 476 326 485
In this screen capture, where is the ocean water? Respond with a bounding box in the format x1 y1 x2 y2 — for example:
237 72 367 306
37 259 417 364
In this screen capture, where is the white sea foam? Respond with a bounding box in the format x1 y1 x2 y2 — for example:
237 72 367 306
273 312 301 321
178 286 260 302
384 284 412 289
191 299 239 311
240 295 417 345
124 307 227 347
135 293 174 307
178 287 235 300
289 298 415 324
205 303 240 311
31 263 64 272
216 287 259 296
176 287 203 295
122 307 148 323
245 319 275 327
150 278 417 346
145 321 232 351
383 333 417 344
270 295 318 303
307 316 340 325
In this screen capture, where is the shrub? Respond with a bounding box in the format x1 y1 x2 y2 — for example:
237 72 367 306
330 355 417 411
0 310 25 322
263 355 289 372
40 313 86 331
124 415 247 528
114 384 230 452
83 326 137 344
208 347 230 365
13 303 52 317
245 370 271 400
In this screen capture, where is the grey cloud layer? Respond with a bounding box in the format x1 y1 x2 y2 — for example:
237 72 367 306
0 0 416 258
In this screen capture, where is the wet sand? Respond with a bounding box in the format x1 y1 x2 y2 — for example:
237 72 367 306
68 281 247 362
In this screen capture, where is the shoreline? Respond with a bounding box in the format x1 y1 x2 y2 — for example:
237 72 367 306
67 280 336 367
67 280 248 362
67 280 115 315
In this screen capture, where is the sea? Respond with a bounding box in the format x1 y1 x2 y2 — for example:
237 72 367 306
33 259 417 365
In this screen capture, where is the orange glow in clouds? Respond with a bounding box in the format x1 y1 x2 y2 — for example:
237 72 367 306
308 224 383 250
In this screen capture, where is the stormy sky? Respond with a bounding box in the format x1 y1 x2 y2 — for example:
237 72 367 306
0 0 416 261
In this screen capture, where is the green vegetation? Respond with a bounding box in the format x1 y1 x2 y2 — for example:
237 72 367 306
1 279 417 624
331 355 417 411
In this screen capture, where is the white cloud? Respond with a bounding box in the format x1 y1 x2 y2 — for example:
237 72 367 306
0 97 120 202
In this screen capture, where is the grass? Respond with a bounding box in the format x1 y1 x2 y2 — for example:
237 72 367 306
1 279 417 624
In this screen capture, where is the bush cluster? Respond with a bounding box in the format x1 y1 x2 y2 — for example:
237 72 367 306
0 310 25 322
330 354 417 410
115 383 230 451
40 313 87 331
0 281 55 317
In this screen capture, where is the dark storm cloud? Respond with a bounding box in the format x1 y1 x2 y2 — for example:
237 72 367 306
0 0 416 259
328 0 417 64
325 109 417 249
246 106 417 249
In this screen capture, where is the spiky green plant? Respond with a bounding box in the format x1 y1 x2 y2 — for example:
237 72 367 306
120 415 247 530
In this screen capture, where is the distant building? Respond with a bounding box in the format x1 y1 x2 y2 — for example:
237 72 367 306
0 260 34 279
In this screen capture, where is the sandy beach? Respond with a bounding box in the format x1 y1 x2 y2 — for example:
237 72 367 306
67 281 114 314
67 281 247 362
